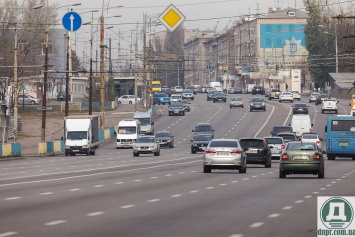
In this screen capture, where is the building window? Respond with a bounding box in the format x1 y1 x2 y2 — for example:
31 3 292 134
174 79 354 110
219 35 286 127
41 43 53 55
18 42 29 54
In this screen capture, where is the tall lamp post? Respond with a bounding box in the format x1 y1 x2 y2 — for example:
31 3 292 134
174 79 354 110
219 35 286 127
319 25 338 73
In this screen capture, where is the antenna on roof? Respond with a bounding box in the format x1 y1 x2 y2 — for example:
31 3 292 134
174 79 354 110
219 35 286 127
255 3 261 18
214 21 219 33
224 20 231 30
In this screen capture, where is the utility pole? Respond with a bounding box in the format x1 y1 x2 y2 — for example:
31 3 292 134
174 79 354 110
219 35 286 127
41 28 49 142
68 31 73 102
89 11 95 115
134 23 138 110
65 34 70 116
130 31 133 77
13 26 18 142
99 15 105 129
143 14 147 108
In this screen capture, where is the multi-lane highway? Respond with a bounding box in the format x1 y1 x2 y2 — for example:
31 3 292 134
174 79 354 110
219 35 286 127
0 93 354 237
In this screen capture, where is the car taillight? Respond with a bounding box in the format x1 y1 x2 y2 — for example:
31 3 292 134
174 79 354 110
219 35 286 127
282 153 288 161
205 149 216 154
316 140 320 144
314 153 320 161
230 149 241 155
281 144 285 149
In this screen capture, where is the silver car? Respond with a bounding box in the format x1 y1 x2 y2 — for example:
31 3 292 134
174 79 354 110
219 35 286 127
264 136 286 160
230 97 244 108
203 139 247 173
18 94 41 105
133 135 160 156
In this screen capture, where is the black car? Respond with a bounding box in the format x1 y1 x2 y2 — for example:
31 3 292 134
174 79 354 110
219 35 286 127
234 88 243 94
207 90 216 101
213 92 226 102
155 131 174 148
292 103 309 114
191 133 213 153
270 125 293 137
57 91 71 101
186 86 197 94
192 123 215 139
315 93 329 105
240 137 272 168
249 97 266 111
276 132 298 143
168 102 185 116
252 86 265 95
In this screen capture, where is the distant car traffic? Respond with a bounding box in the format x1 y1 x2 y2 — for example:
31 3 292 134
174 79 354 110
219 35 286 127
315 93 328 105
268 89 282 100
249 97 266 111
279 92 294 103
174 86 183 93
207 90 216 101
203 139 247 173
292 103 309 114
308 92 320 103
155 131 174 148
18 94 41 105
192 123 214 139
182 89 194 100
153 93 170 105
240 137 272 168
291 91 301 100
56 91 71 101
279 141 324 178
230 97 244 108
228 87 243 94
186 86 197 94
133 135 160 156
270 125 293 137
276 132 298 144
300 133 322 148
118 95 141 104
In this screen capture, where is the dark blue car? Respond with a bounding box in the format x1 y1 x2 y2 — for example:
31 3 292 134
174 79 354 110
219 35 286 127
153 93 171 105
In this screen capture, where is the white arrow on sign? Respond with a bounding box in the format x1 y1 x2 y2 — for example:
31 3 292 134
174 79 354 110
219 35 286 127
69 14 74 31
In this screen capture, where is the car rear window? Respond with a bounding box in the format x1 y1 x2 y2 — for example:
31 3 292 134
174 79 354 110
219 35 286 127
277 134 296 140
251 98 264 102
286 143 316 151
231 98 242 101
264 138 283 144
302 134 318 139
295 104 307 108
195 126 212 132
209 141 238 147
240 139 264 148
272 126 292 134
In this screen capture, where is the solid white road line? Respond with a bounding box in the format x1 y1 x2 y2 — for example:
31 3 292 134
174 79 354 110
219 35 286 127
147 199 161 203
295 200 304 203
171 194 182 197
39 192 53 195
305 195 312 198
254 105 275 137
68 189 81 192
206 187 215 189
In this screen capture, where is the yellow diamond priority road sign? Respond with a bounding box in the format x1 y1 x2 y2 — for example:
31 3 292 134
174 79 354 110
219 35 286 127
158 4 186 32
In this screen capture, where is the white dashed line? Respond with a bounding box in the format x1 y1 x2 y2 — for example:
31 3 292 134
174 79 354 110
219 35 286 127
337 179 341 181
150 177 158 179
171 194 182 198
313 192 319 194
147 199 161 203
165 174 173 176
44 220 67 226
250 222 264 228
68 189 81 192
243 178 249 180
115 182 124 185
40 192 53 195
87 212 105 217
93 185 105 188
229 234 243 237
120 205 135 209
0 232 18 237
268 213 280 218
268 172 273 174
190 190 199 193
305 195 312 198
331 181 337 184
320 188 326 190
178 172 185 174
283 206 293 210
4 197 21 200
326 184 332 187
133 179 142 182
220 183 227 186
252 176 258 178
295 200 304 203
231 181 239 183
206 187 215 190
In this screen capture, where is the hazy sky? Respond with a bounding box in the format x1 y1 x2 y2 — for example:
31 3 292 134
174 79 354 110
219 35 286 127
48 0 306 61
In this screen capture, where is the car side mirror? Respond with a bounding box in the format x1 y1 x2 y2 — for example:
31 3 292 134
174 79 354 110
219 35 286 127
320 138 323 141
190 140 193 142
61 137 64 140
311 123 314 127
151 122 154 125
337 101 339 103
212 129 215 132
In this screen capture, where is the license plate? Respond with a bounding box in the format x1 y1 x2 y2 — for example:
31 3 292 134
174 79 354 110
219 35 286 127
293 156 309 160
200 147 206 150
218 98 222 100
174 110 179 113
246 149 257 153
339 142 348 147
217 151 229 156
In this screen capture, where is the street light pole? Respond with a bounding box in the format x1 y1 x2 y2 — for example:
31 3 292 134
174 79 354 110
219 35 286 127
335 26 338 73
99 15 105 129
41 26 49 143
13 25 18 142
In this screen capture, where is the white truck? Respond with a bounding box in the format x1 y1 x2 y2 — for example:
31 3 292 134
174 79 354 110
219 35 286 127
321 98 338 114
116 119 141 148
64 115 100 156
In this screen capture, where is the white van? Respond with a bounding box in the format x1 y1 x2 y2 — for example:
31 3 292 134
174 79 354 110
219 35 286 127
133 111 154 135
170 94 182 103
247 84 256 94
209 82 222 91
291 114 313 138
116 119 141 148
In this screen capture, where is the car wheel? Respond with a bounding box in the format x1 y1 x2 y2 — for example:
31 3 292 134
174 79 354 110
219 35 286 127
279 170 286 178
265 160 271 168
31 101 35 105
65 152 69 156
242 105 244 108
158 101 161 105
321 110 324 114
230 106 232 109
133 152 139 157
154 151 159 156
191 148 196 154
279 100 282 103
263 107 266 111
203 166 211 173
250 108 252 112
309 100 311 103
268 97 271 100
318 168 324 178
129 101 132 104
335 109 338 114
327 155 335 160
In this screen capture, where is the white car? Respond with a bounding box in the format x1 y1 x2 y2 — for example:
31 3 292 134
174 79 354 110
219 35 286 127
118 95 141 104
174 86 183 93
301 133 322 148
321 98 338 114
309 92 320 103
279 92 294 103
291 91 301 100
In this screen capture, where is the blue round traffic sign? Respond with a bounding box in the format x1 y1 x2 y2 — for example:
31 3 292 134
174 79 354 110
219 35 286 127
62 11 82 32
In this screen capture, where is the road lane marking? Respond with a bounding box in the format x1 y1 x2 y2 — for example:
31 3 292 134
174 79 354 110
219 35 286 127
250 222 264 228
326 184 332 187
331 181 337 184
4 197 21 200
0 232 18 237
283 206 293 210
320 188 326 190
87 212 105 217
206 187 215 189
171 194 182 197
93 185 104 188
120 205 135 209
295 200 304 203
165 174 173 176
147 199 161 203
115 182 124 184
305 195 312 198
44 220 67 226
189 190 199 193
219 183 227 186
68 189 81 192
242 178 249 180
40 192 53 195
133 179 142 182
313 192 319 194
268 213 280 218
252 176 258 178
231 181 238 183
254 105 275 137
229 235 243 237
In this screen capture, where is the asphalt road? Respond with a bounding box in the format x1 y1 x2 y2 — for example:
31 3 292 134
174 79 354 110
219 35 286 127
0 93 354 237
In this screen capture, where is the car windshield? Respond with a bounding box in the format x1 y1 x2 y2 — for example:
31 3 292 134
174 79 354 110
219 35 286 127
208 91 216 94
135 118 150 126
302 134 318 139
295 104 307 108
240 139 264 148
215 92 224 96
183 89 192 93
277 134 296 140
251 98 264 102
137 137 155 143
292 91 299 94
175 86 182 89
67 131 87 140
118 126 136 134
272 89 281 92
319 94 328 98
157 93 168 97
195 126 211 132
264 138 283 144
186 87 195 90
231 98 242 101
286 143 316 151
194 134 212 141
209 140 238 147
155 133 170 138
283 92 292 95
170 103 183 107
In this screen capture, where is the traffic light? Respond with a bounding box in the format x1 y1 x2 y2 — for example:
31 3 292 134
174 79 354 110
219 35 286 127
276 64 279 71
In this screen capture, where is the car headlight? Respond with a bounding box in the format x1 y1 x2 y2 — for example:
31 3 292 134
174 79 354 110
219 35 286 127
149 145 156 149
250 103 254 106
133 145 139 149
262 103 265 106
65 145 70 149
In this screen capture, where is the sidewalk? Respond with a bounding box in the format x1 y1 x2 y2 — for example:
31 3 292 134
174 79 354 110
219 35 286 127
16 104 147 157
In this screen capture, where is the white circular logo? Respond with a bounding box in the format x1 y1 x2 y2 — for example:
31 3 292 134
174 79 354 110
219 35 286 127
320 197 354 229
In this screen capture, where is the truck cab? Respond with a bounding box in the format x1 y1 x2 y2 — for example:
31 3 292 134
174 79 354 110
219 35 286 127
116 119 141 148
